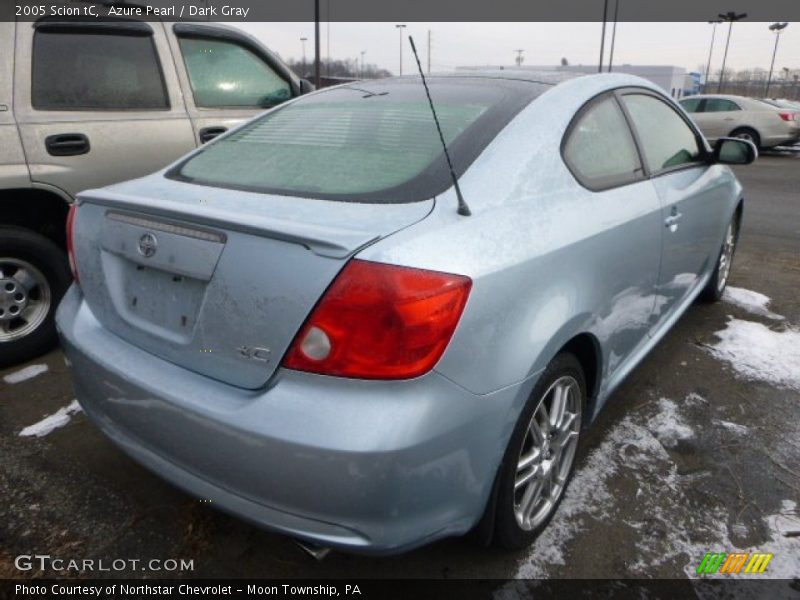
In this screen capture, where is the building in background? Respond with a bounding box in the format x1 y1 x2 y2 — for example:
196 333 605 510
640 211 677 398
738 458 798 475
457 64 688 98
684 72 703 97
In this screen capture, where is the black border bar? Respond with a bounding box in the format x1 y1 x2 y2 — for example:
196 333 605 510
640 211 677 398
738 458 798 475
5 0 800 22
4 579 800 600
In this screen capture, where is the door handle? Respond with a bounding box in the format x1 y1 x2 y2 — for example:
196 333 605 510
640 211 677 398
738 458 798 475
665 212 683 228
45 133 90 156
199 126 227 144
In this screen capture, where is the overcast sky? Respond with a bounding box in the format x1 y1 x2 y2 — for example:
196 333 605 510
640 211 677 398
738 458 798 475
234 22 798 76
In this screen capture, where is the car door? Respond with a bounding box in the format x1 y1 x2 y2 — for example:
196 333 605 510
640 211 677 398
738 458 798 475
618 90 730 332
167 24 301 145
562 93 663 376
694 98 743 142
13 20 196 198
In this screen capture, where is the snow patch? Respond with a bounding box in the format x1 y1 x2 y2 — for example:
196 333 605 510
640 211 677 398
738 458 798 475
685 392 707 406
3 363 49 384
722 287 784 320
514 397 684 578
647 398 694 448
512 394 798 587
708 318 800 392
19 400 82 438
714 419 750 435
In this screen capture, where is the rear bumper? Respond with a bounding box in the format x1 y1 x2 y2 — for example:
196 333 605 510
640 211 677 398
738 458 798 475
56 285 526 554
763 126 800 148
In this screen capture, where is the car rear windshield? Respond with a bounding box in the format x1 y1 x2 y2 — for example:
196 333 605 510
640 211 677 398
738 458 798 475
170 77 548 203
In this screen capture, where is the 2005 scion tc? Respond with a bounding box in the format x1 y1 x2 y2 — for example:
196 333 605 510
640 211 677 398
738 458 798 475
57 72 756 553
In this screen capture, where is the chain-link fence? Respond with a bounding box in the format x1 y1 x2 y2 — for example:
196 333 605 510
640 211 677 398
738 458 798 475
703 77 800 100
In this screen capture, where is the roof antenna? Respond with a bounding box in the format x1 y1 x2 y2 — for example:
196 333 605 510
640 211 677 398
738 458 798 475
408 36 471 217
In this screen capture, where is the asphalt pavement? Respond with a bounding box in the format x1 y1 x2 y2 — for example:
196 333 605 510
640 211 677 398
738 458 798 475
1 152 798 585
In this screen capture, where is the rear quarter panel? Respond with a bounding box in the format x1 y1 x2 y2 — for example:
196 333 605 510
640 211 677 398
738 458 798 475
359 74 667 398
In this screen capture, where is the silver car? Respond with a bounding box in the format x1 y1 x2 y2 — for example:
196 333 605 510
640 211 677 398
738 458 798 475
679 93 800 149
57 73 755 554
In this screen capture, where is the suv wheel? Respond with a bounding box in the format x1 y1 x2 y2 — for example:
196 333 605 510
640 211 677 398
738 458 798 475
0 227 72 367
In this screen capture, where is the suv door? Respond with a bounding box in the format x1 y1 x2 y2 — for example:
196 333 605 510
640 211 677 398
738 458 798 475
619 90 732 331
0 22 27 190
14 20 196 198
167 24 302 145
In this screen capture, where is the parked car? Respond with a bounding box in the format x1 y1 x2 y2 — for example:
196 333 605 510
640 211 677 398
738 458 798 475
761 98 800 113
57 73 755 554
679 94 800 149
0 15 310 366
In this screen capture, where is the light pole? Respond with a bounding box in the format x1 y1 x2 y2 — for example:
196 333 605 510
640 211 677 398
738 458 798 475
360 50 366 79
300 37 308 75
598 0 609 72
704 20 722 92
514 49 525 66
607 0 621 72
314 0 321 88
765 22 789 97
395 24 407 75
326 0 330 77
717 11 747 94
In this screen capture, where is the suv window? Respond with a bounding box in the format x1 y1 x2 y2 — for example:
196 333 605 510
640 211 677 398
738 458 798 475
622 94 702 172
32 30 168 110
178 37 291 108
703 98 741 112
563 95 642 190
679 98 702 113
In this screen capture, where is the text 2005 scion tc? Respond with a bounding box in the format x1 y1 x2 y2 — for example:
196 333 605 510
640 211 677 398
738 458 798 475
57 73 755 554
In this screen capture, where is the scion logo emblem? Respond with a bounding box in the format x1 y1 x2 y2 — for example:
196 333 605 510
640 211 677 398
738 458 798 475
138 233 158 258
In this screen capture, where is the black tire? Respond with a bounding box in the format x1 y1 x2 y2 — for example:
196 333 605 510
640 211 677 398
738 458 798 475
0 227 72 367
492 352 586 550
700 212 740 303
729 127 761 150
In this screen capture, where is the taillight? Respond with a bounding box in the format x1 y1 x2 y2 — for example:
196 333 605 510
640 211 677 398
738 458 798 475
283 259 472 379
778 111 796 122
66 203 79 283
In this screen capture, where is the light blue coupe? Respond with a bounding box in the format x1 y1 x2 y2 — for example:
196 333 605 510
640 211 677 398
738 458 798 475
56 72 755 553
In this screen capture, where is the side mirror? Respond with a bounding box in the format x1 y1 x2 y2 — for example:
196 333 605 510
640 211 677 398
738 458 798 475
299 79 316 94
713 137 758 165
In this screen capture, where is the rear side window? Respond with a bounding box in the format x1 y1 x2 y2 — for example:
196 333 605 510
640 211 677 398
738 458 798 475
178 37 291 108
679 98 702 113
32 30 168 110
621 94 702 172
703 99 741 112
562 95 642 190
170 79 546 203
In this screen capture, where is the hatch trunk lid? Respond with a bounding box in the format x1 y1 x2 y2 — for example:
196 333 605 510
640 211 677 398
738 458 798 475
72 175 433 389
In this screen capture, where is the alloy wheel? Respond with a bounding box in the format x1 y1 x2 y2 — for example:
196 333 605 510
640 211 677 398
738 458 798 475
717 222 736 292
513 375 582 531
